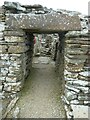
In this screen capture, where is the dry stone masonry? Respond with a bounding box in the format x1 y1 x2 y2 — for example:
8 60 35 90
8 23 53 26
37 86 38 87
4 2 81 33
0 1 89 119
0 3 34 118
0 5 6 118
62 15 90 118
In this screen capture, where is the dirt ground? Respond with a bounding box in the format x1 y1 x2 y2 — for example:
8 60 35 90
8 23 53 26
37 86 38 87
16 56 66 118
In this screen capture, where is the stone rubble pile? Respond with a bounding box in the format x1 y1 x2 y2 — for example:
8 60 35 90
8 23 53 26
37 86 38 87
4 1 54 14
0 4 34 118
4 1 26 13
63 15 90 118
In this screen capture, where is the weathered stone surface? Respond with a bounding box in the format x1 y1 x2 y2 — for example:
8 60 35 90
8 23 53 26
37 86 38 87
70 100 84 105
0 7 5 22
4 36 25 42
64 70 78 79
4 30 25 36
0 76 5 81
6 77 18 83
0 45 8 53
64 31 90 118
1 1 89 118
0 32 3 38
67 80 89 87
65 38 90 45
65 84 80 93
65 14 88 37
4 1 26 12
65 54 89 60
0 53 10 60
0 22 5 31
71 105 89 118
1 67 9 75
3 97 19 118
0 60 18 70
66 84 89 94
65 62 84 72
65 89 78 101
0 7 5 14
8 44 29 53
79 71 90 78
2 98 11 115
3 82 22 92
0 92 5 99
5 13 81 32
8 66 22 74
0 30 34 118
0 15 5 22
78 94 89 101
0 85 3 92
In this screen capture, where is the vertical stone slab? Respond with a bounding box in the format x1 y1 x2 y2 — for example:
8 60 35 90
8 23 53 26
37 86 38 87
24 33 34 79
55 32 66 94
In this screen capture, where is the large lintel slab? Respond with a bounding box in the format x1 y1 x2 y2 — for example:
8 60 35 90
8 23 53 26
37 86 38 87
5 12 81 32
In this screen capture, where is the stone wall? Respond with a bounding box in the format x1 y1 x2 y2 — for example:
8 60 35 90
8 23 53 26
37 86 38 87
0 1 89 119
63 32 90 118
0 6 6 119
0 6 34 118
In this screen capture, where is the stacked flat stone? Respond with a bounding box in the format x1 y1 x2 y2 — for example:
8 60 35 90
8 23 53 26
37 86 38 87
63 19 90 118
0 6 6 118
2 32 34 117
0 4 34 118
1 1 81 118
2 29 34 118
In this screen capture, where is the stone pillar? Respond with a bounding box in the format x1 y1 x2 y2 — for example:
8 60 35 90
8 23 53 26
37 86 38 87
63 31 90 118
55 32 66 93
24 32 34 78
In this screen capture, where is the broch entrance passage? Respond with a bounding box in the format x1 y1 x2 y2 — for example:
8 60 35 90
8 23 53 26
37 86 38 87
0 1 90 119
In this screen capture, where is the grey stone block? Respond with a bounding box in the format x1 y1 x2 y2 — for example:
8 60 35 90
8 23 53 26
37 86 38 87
8 44 29 53
4 36 25 42
5 13 81 32
4 30 25 36
0 45 8 53
3 82 22 92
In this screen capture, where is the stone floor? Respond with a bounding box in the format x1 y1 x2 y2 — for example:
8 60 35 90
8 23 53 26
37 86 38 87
15 56 66 118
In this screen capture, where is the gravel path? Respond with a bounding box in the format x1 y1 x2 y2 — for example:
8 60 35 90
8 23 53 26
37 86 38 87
17 57 66 118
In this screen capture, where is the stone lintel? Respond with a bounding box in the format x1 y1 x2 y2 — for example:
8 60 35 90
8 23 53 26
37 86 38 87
5 13 81 32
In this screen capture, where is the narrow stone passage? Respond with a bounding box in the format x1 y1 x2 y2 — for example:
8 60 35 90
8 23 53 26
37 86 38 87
16 56 66 118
